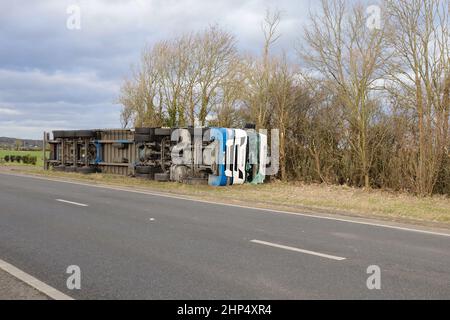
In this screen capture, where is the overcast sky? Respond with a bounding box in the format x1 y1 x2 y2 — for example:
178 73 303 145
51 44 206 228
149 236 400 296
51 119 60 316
0 0 328 139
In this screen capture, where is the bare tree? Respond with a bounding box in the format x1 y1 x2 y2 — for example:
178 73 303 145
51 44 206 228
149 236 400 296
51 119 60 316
120 26 239 127
270 53 295 180
119 44 165 127
195 26 238 125
300 0 389 188
384 0 450 195
244 9 282 130
158 36 194 126
117 0 449 195
210 60 247 127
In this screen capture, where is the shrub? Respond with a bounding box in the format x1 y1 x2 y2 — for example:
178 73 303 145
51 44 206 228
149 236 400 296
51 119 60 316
10 155 16 162
30 156 37 165
22 155 30 164
15 155 22 163
4 155 10 162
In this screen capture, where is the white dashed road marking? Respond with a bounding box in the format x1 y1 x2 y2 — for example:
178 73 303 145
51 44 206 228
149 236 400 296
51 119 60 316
56 199 88 207
250 239 347 261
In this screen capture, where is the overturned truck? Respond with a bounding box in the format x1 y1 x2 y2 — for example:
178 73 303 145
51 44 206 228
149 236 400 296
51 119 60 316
46 127 268 186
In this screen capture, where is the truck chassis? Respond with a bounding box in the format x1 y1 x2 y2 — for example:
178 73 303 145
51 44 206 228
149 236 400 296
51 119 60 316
47 127 267 186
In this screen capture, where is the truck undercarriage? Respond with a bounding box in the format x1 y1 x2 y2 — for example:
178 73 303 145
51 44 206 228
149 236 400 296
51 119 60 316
47 127 268 186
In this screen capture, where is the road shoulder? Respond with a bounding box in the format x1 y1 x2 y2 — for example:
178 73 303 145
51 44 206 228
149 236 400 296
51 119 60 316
0 269 49 300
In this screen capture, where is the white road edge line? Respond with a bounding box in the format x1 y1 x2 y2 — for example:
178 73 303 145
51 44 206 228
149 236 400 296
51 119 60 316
1 172 450 238
56 199 88 207
250 240 347 261
0 258 74 300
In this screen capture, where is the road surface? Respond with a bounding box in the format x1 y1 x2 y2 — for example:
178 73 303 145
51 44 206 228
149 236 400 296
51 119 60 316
0 172 449 299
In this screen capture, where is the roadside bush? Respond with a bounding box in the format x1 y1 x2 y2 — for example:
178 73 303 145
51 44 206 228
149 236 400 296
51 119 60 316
22 155 30 164
1 154 38 165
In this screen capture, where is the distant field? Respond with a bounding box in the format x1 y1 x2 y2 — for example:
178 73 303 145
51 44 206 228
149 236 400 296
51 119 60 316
0 150 46 167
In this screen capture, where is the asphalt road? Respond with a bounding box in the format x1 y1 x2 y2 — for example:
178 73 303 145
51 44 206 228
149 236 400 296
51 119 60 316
0 172 449 299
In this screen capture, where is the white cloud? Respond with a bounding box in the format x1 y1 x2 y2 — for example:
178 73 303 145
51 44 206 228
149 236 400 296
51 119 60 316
0 107 21 115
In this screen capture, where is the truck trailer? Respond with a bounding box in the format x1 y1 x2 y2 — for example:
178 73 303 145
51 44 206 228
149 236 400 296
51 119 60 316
46 127 268 186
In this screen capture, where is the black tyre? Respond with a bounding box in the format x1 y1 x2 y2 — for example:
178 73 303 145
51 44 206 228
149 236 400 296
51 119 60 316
135 128 151 134
135 166 151 174
135 173 150 179
53 165 65 171
63 131 76 138
154 128 171 136
148 128 155 141
65 166 77 172
77 166 96 174
74 130 96 138
53 131 65 139
134 134 150 142
155 172 170 182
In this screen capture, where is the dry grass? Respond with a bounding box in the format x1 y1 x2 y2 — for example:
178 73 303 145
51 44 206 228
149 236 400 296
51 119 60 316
4 166 450 228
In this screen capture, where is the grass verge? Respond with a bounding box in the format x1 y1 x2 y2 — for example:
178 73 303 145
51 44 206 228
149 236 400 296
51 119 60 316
3 165 450 229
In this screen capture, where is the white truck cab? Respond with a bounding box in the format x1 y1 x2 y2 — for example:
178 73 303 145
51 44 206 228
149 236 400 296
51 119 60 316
224 129 247 185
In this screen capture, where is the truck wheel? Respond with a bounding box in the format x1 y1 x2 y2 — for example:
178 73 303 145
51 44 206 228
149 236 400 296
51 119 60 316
53 131 65 139
65 166 77 172
148 128 155 141
135 166 151 174
74 130 96 138
78 166 96 174
154 128 171 136
135 128 151 134
155 173 169 182
134 134 150 142
63 131 76 138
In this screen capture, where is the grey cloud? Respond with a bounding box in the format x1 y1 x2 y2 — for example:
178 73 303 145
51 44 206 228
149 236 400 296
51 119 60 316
0 0 319 139
0 69 118 104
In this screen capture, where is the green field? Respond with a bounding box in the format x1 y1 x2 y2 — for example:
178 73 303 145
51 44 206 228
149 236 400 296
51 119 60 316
0 150 47 167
